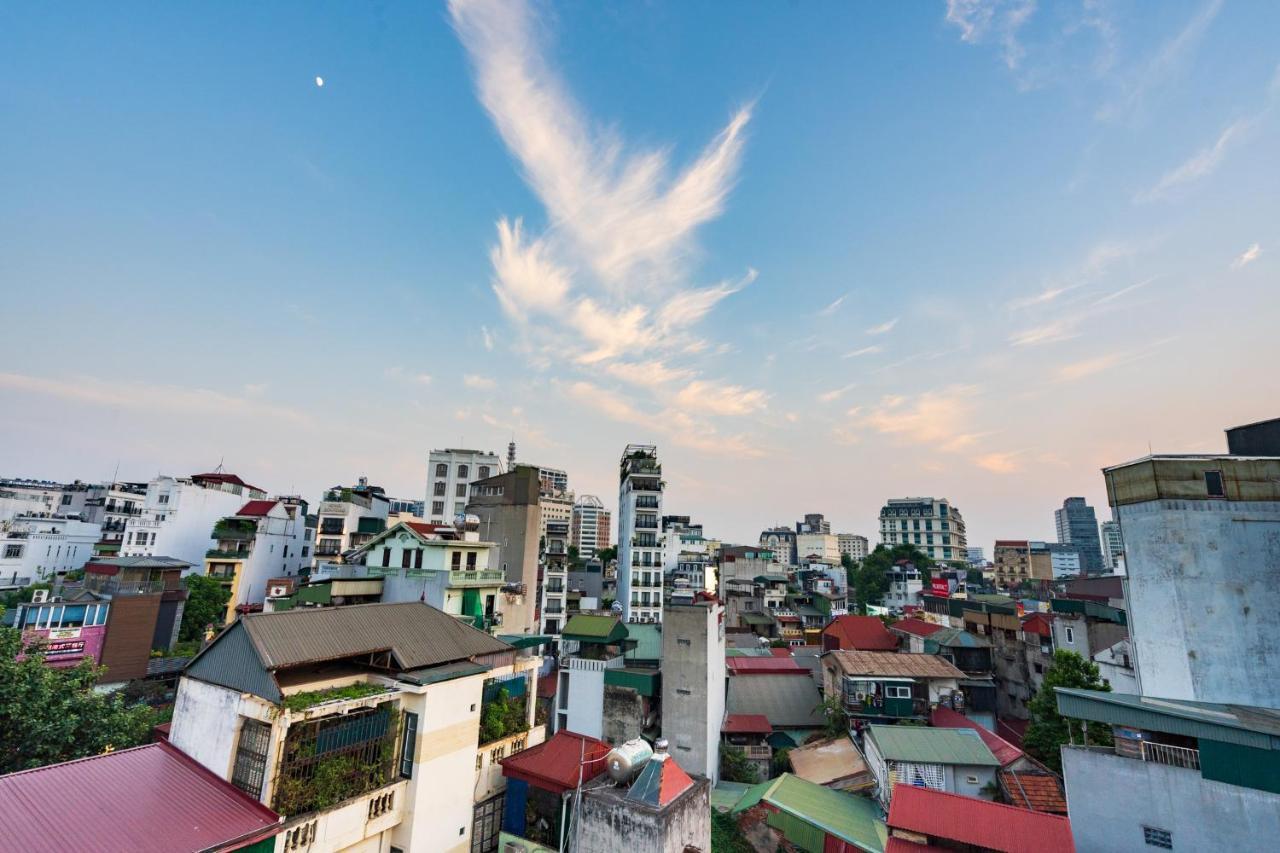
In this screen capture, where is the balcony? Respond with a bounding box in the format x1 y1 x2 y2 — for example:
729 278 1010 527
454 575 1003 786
448 569 506 587
212 520 257 541
207 549 251 560
1139 740 1200 769
561 655 624 672
83 578 164 596
634 497 659 509
272 703 400 817
742 745 772 761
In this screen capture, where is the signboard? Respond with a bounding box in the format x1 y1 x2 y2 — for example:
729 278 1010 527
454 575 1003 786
48 627 82 640
45 639 87 659
930 578 951 597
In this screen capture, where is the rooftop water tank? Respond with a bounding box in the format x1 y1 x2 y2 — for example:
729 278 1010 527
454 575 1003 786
606 738 654 783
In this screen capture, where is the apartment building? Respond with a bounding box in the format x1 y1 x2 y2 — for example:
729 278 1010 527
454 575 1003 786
570 494 611 560
541 519 569 635
617 444 664 623
79 481 147 556
758 526 798 566
426 448 502 523
0 515 100 584
121 473 266 570
314 479 390 564
204 497 310 624
1100 520 1124 570
466 465 542 636
878 497 967 564
1054 496 1105 573
837 533 869 562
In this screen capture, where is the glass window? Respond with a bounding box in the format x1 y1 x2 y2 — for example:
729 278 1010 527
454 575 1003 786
230 719 271 799
1204 470 1225 498
435 463 448 477
400 711 418 778
478 466 490 479
452 552 462 569
433 481 446 496
457 464 469 478
432 501 445 515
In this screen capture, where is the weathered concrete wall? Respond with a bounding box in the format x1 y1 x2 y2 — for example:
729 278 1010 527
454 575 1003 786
1118 498 1280 705
577 778 711 853
602 685 645 746
661 604 725 784
1063 745 1280 853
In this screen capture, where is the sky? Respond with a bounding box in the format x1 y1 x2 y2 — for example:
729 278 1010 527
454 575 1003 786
1 0 1277 551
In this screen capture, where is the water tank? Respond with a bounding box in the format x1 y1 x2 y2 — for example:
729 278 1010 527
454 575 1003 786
606 738 654 783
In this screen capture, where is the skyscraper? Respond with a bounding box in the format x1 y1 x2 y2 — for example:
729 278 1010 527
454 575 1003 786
1053 497 1105 573
1100 520 1123 570
617 444 663 623
571 495 611 560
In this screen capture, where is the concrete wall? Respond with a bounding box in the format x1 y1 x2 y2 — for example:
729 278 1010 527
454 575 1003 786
1117 498 1280 706
602 684 646 746
662 603 725 784
577 777 711 853
1063 745 1280 853
559 666 605 739
169 676 272 781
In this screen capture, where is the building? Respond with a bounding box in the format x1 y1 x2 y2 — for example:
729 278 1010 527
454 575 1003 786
386 496 424 518
862 724 1000 809
576 745 710 853
0 514 100 584
0 741 283 852
121 473 266 570
313 479 390 564
661 599 726 783
541 519 569 635
497 730 612 848
1057 687 1280 853
426 448 502 522
1054 497 1105 574
885 784 1075 853
661 514 708 573
821 615 899 652
878 497 968 564
1045 542 1082 579
0 478 68 520
1099 520 1123 570
966 546 986 565
883 559 924 611
1092 638 1140 693
795 531 839 563
203 497 310 624
785 736 874 792
617 444 664 623
553 613 630 739
538 486 573 543
79 481 147 556
168 602 538 853
532 465 568 494
758 526 798 566
466 465 543 635
729 773 886 852
571 495 611 560
992 540 1053 588
821 650 965 725
837 533 869 562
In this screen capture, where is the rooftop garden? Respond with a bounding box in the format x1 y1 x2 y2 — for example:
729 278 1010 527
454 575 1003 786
479 686 530 746
273 704 399 816
282 682 392 714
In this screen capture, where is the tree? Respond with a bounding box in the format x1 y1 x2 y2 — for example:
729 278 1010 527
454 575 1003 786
818 694 848 739
596 545 617 565
849 544 935 613
567 545 585 571
719 744 760 784
1023 649 1112 772
178 575 231 642
0 625 154 773
770 746 792 778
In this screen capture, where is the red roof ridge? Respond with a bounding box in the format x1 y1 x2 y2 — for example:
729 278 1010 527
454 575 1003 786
888 784 1074 853
235 499 277 517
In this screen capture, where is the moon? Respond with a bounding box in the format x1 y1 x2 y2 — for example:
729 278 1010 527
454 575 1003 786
315 76 324 88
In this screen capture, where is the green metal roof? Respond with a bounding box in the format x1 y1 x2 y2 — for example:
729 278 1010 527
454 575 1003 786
711 781 752 813
866 724 1000 766
561 613 628 643
604 667 659 697
738 612 775 626
924 627 991 649
1050 598 1127 625
732 773 886 852
497 634 552 650
1055 688 1280 750
400 660 491 685
622 623 663 662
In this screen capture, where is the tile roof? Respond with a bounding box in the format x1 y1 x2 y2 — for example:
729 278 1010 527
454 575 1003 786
726 656 808 675
722 713 772 734
0 742 280 852
825 650 966 680
890 618 944 638
887 784 1075 853
1020 612 1054 637
866 725 1000 766
234 499 277 517
732 773 887 851
500 730 611 794
929 707 1023 766
822 615 900 651
627 754 694 807
727 673 825 727
1000 769 1068 814
786 736 872 790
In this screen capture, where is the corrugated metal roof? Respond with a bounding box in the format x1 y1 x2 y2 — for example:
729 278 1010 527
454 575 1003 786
825 650 965 680
723 714 772 734
787 737 872 790
925 627 991 649
887 784 1074 853
561 613 627 642
727 656 807 675
623 622 663 661
727 673 824 727
0 742 280 852
734 773 887 852
500 730 610 794
823 616 900 651
86 556 193 570
1055 688 1280 749
235 500 277 517
866 725 1000 766
185 620 283 702
930 707 1023 766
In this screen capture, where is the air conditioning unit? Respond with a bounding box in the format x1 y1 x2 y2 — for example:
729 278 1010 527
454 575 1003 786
31 589 49 604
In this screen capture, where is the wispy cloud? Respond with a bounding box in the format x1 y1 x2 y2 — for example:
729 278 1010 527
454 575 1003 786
858 385 983 448
464 374 496 390
817 383 857 404
818 294 848 316
1090 275 1161 307
843 345 883 359
944 0 1037 71
673 380 768 417
1009 319 1079 347
1007 283 1081 311
1135 118 1252 202
1231 243 1262 270
480 325 495 351
1054 338 1174 382
974 451 1023 474
385 366 433 386
865 318 899 336
603 360 694 388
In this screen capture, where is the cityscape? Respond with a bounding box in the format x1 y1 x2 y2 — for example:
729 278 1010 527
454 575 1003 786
2 2 1279 853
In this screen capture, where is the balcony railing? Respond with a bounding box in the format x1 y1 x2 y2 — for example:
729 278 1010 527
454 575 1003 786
207 549 251 560
448 569 506 587
561 655 624 672
743 745 772 760
84 578 165 596
1140 741 1200 770
273 704 399 817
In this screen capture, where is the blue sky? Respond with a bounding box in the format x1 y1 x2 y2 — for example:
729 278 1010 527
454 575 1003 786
2 0 1277 549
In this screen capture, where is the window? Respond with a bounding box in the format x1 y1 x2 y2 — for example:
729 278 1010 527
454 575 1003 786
433 482 447 497
1065 626 1075 644
60 494 72 505
478 466 490 478
414 549 423 569
452 552 462 569
432 501 445 516
435 463 448 477
455 484 467 497
466 552 477 569
158 494 169 504
885 685 912 699
400 711 418 778
401 549 412 569
230 719 272 799
3 544 22 559
454 502 464 515
1204 470 1225 498
457 464 469 478
1142 826 1172 849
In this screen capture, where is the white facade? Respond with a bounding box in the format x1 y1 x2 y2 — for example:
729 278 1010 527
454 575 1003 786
0 515 100 584
205 499 310 621
837 533 868 562
426 449 502 523
314 484 390 563
883 563 923 611
122 475 263 571
0 480 65 520
1093 638 1140 694
878 497 968 564
571 495 610 560
618 445 664 623
555 656 613 738
80 482 148 554
796 532 839 563
538 490 573 542
541 520 569 635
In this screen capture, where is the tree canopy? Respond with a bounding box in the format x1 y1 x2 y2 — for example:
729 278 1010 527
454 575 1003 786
719 744 760 784
847 544 934 613
178 575 231 643
1023 649 1112 772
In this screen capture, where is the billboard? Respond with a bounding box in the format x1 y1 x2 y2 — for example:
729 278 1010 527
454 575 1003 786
930 577 951 597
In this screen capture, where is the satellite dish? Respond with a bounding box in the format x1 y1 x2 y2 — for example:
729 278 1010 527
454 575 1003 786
611 600 623 613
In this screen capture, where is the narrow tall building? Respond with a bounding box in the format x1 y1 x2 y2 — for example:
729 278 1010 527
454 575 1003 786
465 464 542 635
1054 496 1105 573
571 494 611 560
425 448 501 523
878 497 968 564
618 444 664 623
662 598 726 784
1099 520 1124 569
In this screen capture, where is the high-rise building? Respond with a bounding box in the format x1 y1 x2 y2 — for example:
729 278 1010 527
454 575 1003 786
618 444 664 623
425 448 502 523
965 546 986 566
465 465 542 635
797 513 831 534
836 533 869 562
541 519 569 635
571 495 611 560
1100 520 1123 569
1054 497 1105 573
878 497 968 564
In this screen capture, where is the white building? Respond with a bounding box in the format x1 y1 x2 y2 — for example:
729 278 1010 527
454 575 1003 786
426 448 502 523
878 497 968 564
0 479 65 521
314 480 391 564
662 515 707 572
204 497 311 624
534 466 569 493
617 444 664 623
538 488 573 542
796 532 839 563
571 495 611 560
541 519 569 635
1092 638 1140 694
80 482 148 556
1100 520 1124 570
0 515 100 585
837 533 868 562
121 473 265 571
883 561 923 612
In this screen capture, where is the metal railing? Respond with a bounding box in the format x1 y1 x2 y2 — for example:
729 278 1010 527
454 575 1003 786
448 569 506 586
561 655 624 672
1140 741 1200 770
743 745 772 759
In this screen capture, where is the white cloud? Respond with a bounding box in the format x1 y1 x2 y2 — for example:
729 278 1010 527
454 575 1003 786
242 383 268 397
859 385 982 448
944 0 1037 70
865 318 899 336
974 451 1022 473
602 360 694 388
480 325 495 351
1135 117 1252 202
843 345 883 359
1055 353 1122 382
818 293 848 316
1090 275 1161 307
673 380 768 417
1231 243 1262 270
464 374 497 390
818 383 857 404
1009 318 1079 347
1007 283 1080 311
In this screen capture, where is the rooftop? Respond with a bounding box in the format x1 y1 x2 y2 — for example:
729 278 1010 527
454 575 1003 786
722 713 772 735
866 725 1000 766
1000 769 1068 814
234 499 277 517
890 618 944 638
0 742 280 852
626 753 694 808
732 773 887 852
929 707 1023 766
787 736 872 790
500 730 610 795
822 615 900 651
925 627 991 649
1055 688 1280 748
886 784 1075 853
726 656 808 675
561 613 628 644
727 672 825 728
825 650 966 680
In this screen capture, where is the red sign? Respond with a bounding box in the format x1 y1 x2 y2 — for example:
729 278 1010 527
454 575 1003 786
930 578 951 597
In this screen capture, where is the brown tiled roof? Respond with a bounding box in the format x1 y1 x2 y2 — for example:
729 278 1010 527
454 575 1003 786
823 650 965 679
1000 769 1069 814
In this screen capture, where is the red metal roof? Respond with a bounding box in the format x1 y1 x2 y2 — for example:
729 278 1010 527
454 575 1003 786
770 647 792 657
1001 770 1068 814
0 742 279 852
885 838 948 853
192 472 264 493
537 666 559 699
657 756 694 806
235 500 277 517
997 717 1029 746
822 616 900 651
500 730 610 795
1020 612 1054 637
930 707 1024 766
887 785 1075 853
891 618 945 638
722 713 773 734
726 656 808 675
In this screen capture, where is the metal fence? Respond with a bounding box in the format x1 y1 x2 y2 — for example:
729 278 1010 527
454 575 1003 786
1141 740 1201 770
272 704 400 816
